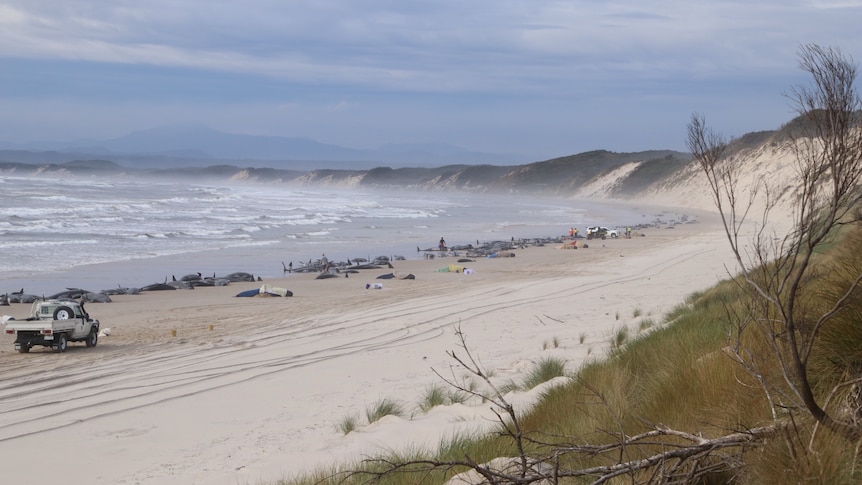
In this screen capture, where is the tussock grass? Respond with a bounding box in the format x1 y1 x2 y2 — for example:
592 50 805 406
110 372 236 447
522 356 568 389
416 383 474 412
541 336 561 350
418 384 448 413
608 325 630 354
745 421 860 484
365 398 404 424
336 413 359 435
638 318 655 333
497 379 520 395
447 389 471 405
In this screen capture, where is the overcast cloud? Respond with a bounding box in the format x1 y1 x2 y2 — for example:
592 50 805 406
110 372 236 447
0 1 860 161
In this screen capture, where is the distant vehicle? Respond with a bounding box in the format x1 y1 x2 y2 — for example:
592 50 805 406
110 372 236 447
4 299 100 353
586 226 620 240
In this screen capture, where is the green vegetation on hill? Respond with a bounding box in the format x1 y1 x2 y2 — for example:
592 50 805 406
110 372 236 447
612 153 691 196
61 159 124 170
347 164 516 189
490 149 691 195
1 148 695 196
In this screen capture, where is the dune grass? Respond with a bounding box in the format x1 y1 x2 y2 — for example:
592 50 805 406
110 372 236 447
280 226 862 485
541 336 561 350
335 413 359 435
522 356 568 390
365 398 404 424
418 384 450 413
447 389 471 405
608 325 630 353
637 317 655 333
496 378 521 395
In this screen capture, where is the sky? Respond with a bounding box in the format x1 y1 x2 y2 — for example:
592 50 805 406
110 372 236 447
0 1 860 162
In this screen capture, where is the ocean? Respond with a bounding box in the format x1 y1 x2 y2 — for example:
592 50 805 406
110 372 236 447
0 174 643 296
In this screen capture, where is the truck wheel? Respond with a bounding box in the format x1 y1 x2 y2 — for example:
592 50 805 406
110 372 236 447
85 328 98 348
18 345 30 354
54 334 68 353
53 306 75 320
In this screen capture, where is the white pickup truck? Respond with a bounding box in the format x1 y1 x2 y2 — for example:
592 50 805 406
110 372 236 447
586 226 620 240
4 300 100 353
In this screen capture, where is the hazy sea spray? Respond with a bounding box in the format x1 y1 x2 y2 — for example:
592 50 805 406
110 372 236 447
0 175 635 294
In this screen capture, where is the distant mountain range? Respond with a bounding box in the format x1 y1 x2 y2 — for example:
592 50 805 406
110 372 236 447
0 124 525 170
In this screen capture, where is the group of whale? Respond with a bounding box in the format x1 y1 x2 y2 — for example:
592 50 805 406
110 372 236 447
1 237 565 306
282 254 405 281
0 271 260 306
416 237 559 258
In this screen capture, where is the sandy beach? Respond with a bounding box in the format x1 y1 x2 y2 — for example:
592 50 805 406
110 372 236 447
0 209 736 485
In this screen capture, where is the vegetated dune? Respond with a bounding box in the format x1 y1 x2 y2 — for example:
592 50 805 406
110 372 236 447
2 121 805 203
576 129 803 230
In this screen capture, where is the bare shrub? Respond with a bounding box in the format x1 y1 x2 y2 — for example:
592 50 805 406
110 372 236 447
687 43 862 441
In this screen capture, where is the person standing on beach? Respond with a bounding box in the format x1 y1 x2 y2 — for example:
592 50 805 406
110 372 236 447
320 254 329 272
569 227 575 238
439 237 446 250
